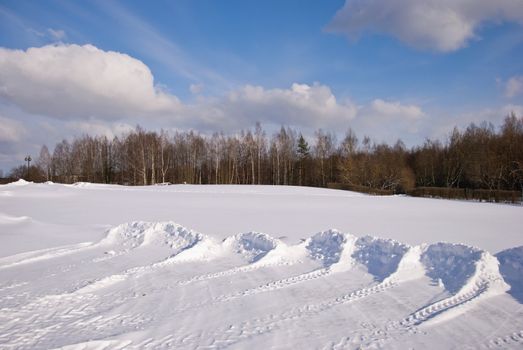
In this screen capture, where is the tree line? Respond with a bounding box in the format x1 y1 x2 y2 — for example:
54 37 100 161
8 114 523 194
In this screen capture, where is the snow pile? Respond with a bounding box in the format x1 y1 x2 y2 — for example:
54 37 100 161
71 182 93 188
382 245 426 283
402 242 510 327
421 243 484 294
3 179 31 187
169 236 222 263
496 246 523 303
305 230 351 267
0 213 31 225
100 221 203 253
352 236 410 282
464 251 509 295
223 232 280 263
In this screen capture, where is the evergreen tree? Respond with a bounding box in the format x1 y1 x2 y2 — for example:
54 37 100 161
297 134 310 159
297 134 310 186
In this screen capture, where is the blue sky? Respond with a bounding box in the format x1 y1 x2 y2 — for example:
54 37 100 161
1 0 523 171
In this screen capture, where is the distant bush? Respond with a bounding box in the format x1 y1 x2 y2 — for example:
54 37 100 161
329 183 522 203
408 187 521 204
0 177 18 185
327 183 394 196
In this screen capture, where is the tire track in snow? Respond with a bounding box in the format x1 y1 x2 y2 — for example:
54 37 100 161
0 288 152 350
172 265 340 315
176 260 293 286
0 222 216 309
480 330 523 349
135 279 399 349
200 280 397 349
95 234 417 348
210 241 505 349
399 282 490 328
2 223 516 350
0 242 95 270
398 249 509 329
322 248 512 349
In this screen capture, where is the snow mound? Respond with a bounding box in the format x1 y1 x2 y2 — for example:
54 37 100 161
352 236 410 282
421 243 483 294
223 232 280 263
168 236 222 263
383 245 426 283
402 243 509 327
71 182 95 188
496 246 523 303
305 230 350 267
3 179 31 186
100 221 203 253
0 213 31 224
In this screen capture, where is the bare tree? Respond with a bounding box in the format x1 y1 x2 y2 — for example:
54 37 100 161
37 145 52 181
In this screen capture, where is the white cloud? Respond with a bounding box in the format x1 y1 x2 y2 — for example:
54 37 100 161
327 0 523 52
0 44 180 120
500 104 523 116
0 43 433 164
369 99 424 121
0 44 361 133
0 116 26 142
428 104 523 141
187 83 358 130
505 76 523 98
351 99 426 143
65 120 135 139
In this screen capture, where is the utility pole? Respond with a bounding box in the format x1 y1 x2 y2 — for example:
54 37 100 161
24 155 32 179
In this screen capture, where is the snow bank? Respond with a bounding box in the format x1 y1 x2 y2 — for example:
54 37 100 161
0 213 31 225
352 236 410 282
100 221 203 253
404 243 509 327
305 230 349 267
95 221 512 302
383 245 426 283
496 246 523 303
222 232 280 263
2 179 31 187
421 243 484 294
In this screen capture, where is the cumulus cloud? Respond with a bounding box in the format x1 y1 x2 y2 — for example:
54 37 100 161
0 43 393 132
369 99 424 121
65 120 135 139
327 0 523 52
505 76 523 98
0 42 430 167
183 83 357 131
0 44 180 120
351 99 425 143
211 83 358 129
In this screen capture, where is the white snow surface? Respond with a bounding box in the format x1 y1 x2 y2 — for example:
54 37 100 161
0 182 522 349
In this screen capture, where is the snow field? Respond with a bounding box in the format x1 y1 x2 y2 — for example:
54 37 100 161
0 218 521 349
0 181 522 349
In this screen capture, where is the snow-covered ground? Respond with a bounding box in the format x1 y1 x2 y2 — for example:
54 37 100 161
0 181 522 349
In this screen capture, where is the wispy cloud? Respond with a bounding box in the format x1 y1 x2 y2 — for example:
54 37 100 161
47 28 66 40
96 1 235 92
